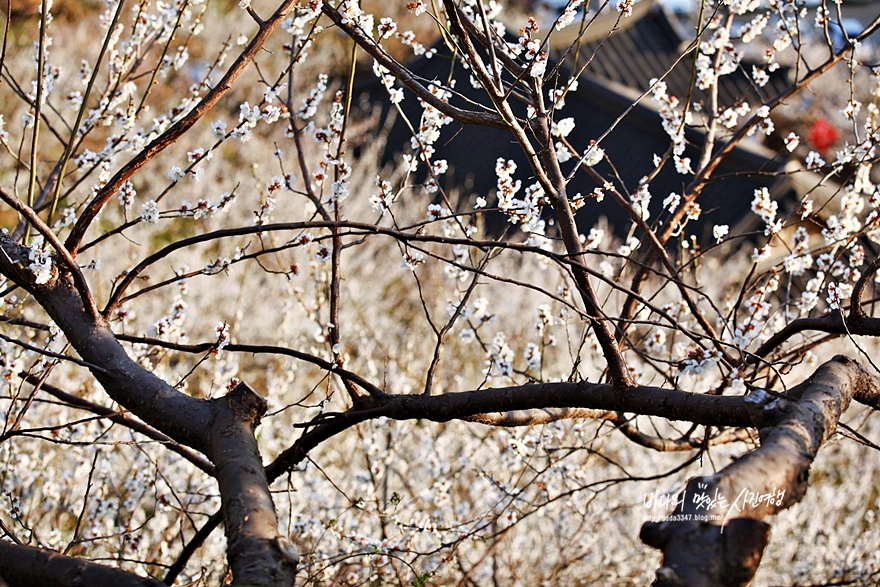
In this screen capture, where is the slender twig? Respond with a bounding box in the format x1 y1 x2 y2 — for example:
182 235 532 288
63 449 101 555
162 511 223 585
48 0 126 224
114 334 386 397
64 0 303 254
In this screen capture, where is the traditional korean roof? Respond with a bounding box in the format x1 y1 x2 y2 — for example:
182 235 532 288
548 0 791 108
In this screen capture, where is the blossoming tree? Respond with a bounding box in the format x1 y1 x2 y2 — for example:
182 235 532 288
0 0 880 585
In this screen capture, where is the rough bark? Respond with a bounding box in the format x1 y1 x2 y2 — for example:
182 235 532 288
210 383 298 587
464 407 616 426
641 356 880 586
0 541 165 587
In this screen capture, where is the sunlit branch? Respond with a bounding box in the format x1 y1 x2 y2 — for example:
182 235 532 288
527 79 633 387
464 407 616 426
47 0 126 224
64 0 303 254
643 356 880 585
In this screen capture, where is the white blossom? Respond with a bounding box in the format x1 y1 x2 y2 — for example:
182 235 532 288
806 151 825 169
401 251 425 270
583 144 604 167
141 200 159 224
663 192 680 214
167 166 185 182
27 237 53 285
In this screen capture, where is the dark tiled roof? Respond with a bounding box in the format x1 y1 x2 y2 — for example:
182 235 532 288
556 1 791 109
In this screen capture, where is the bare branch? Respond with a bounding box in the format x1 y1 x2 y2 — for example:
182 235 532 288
21 374 215 476
324 379 755 429
163 511 223 585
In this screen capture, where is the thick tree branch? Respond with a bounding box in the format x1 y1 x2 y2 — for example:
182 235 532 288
0 540 165 587
641 356 880 587
464 407 615 426
315 379 755 429
260 379 760 492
